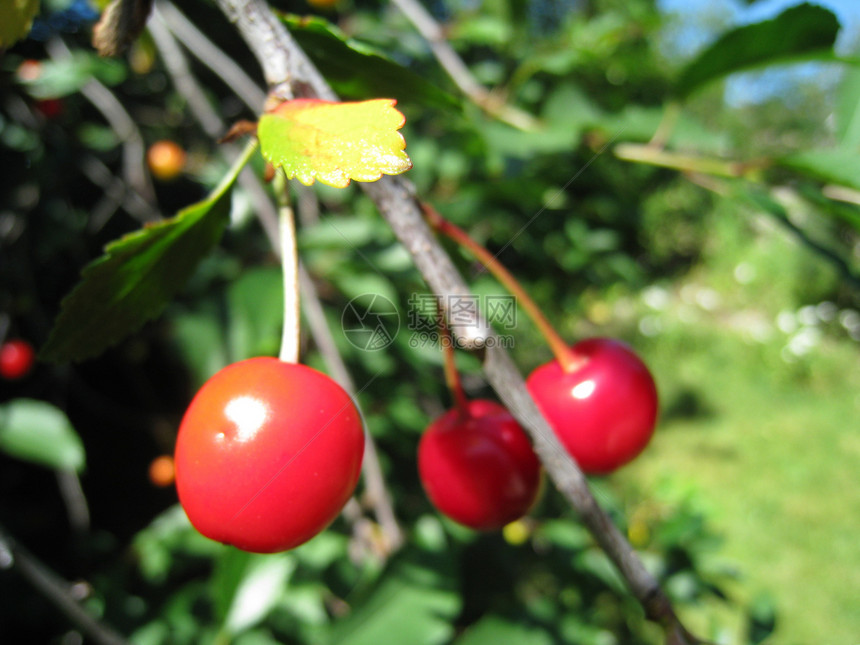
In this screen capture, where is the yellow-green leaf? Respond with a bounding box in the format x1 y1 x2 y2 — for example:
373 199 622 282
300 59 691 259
258 98 411 188
0 0 40 50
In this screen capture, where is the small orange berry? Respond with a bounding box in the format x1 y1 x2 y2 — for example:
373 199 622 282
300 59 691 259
148 455 176 487
146 140 187 181
17 59 42 82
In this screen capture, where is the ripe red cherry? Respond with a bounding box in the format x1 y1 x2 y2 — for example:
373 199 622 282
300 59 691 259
526 338 658 475
418 399 541 531
0 339 36 380
174 357 364 553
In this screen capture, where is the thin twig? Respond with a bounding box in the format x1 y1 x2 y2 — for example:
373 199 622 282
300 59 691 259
211 1 701 640
296 184 320 228
2 92 157 227
823 184 860 205
614 142 767 179
45 38 155 203
148 9 223 138
81 155 161 230
389 0 539 131
0 523 130 645
156 0 267 113
55 470 91 533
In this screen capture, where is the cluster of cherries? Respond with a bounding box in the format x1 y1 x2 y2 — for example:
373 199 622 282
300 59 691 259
419 336 657 532
173 206 658 553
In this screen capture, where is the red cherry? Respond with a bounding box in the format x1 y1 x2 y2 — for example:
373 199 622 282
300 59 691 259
174 357 364 553
35 98 64 120
526 338 658 475
418 399 541 531
0 339 36 380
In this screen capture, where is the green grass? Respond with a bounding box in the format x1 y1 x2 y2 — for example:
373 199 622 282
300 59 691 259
623 326 860 644
611 219 860 644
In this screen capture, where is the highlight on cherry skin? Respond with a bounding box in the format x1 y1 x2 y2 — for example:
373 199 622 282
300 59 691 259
526 338 658 475
174 357 365 554
418 399 542 531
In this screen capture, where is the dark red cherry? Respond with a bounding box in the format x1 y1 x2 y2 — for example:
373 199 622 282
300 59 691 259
418 399 541 530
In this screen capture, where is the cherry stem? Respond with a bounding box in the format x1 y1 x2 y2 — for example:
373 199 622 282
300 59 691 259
439 313 469 417
275 171 300 364
421 203 583 372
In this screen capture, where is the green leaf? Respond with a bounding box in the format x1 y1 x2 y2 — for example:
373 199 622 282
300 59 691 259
453 616 553 645
259 99 411 188
795 184 860 232
836 66 860 149
675 3 840 99
329 562 459 645
282 14 460 112
0 399 85 472
778 148 860 192
170 307 229 387
226 267 284 361
212 549 254 625
0 0 39 49
41 142 257 362
18 53 126 99
133 505 220 583
575 549 627 595
222 553 295 635
536 519 592 551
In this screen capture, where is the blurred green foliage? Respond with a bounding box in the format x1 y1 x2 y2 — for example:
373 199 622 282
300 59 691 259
1 0 859 644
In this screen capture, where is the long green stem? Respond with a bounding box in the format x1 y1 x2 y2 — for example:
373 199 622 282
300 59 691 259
614 142 768 178
275 171 299 364
421 203 582 372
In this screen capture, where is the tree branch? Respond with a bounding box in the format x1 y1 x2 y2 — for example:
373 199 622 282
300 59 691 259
213 0 332 102
0 523 131 645
46 38 155 204
156 0 267 113
210 0 700 640
148 8 224 138
81 154 161 230
389 0 539 131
